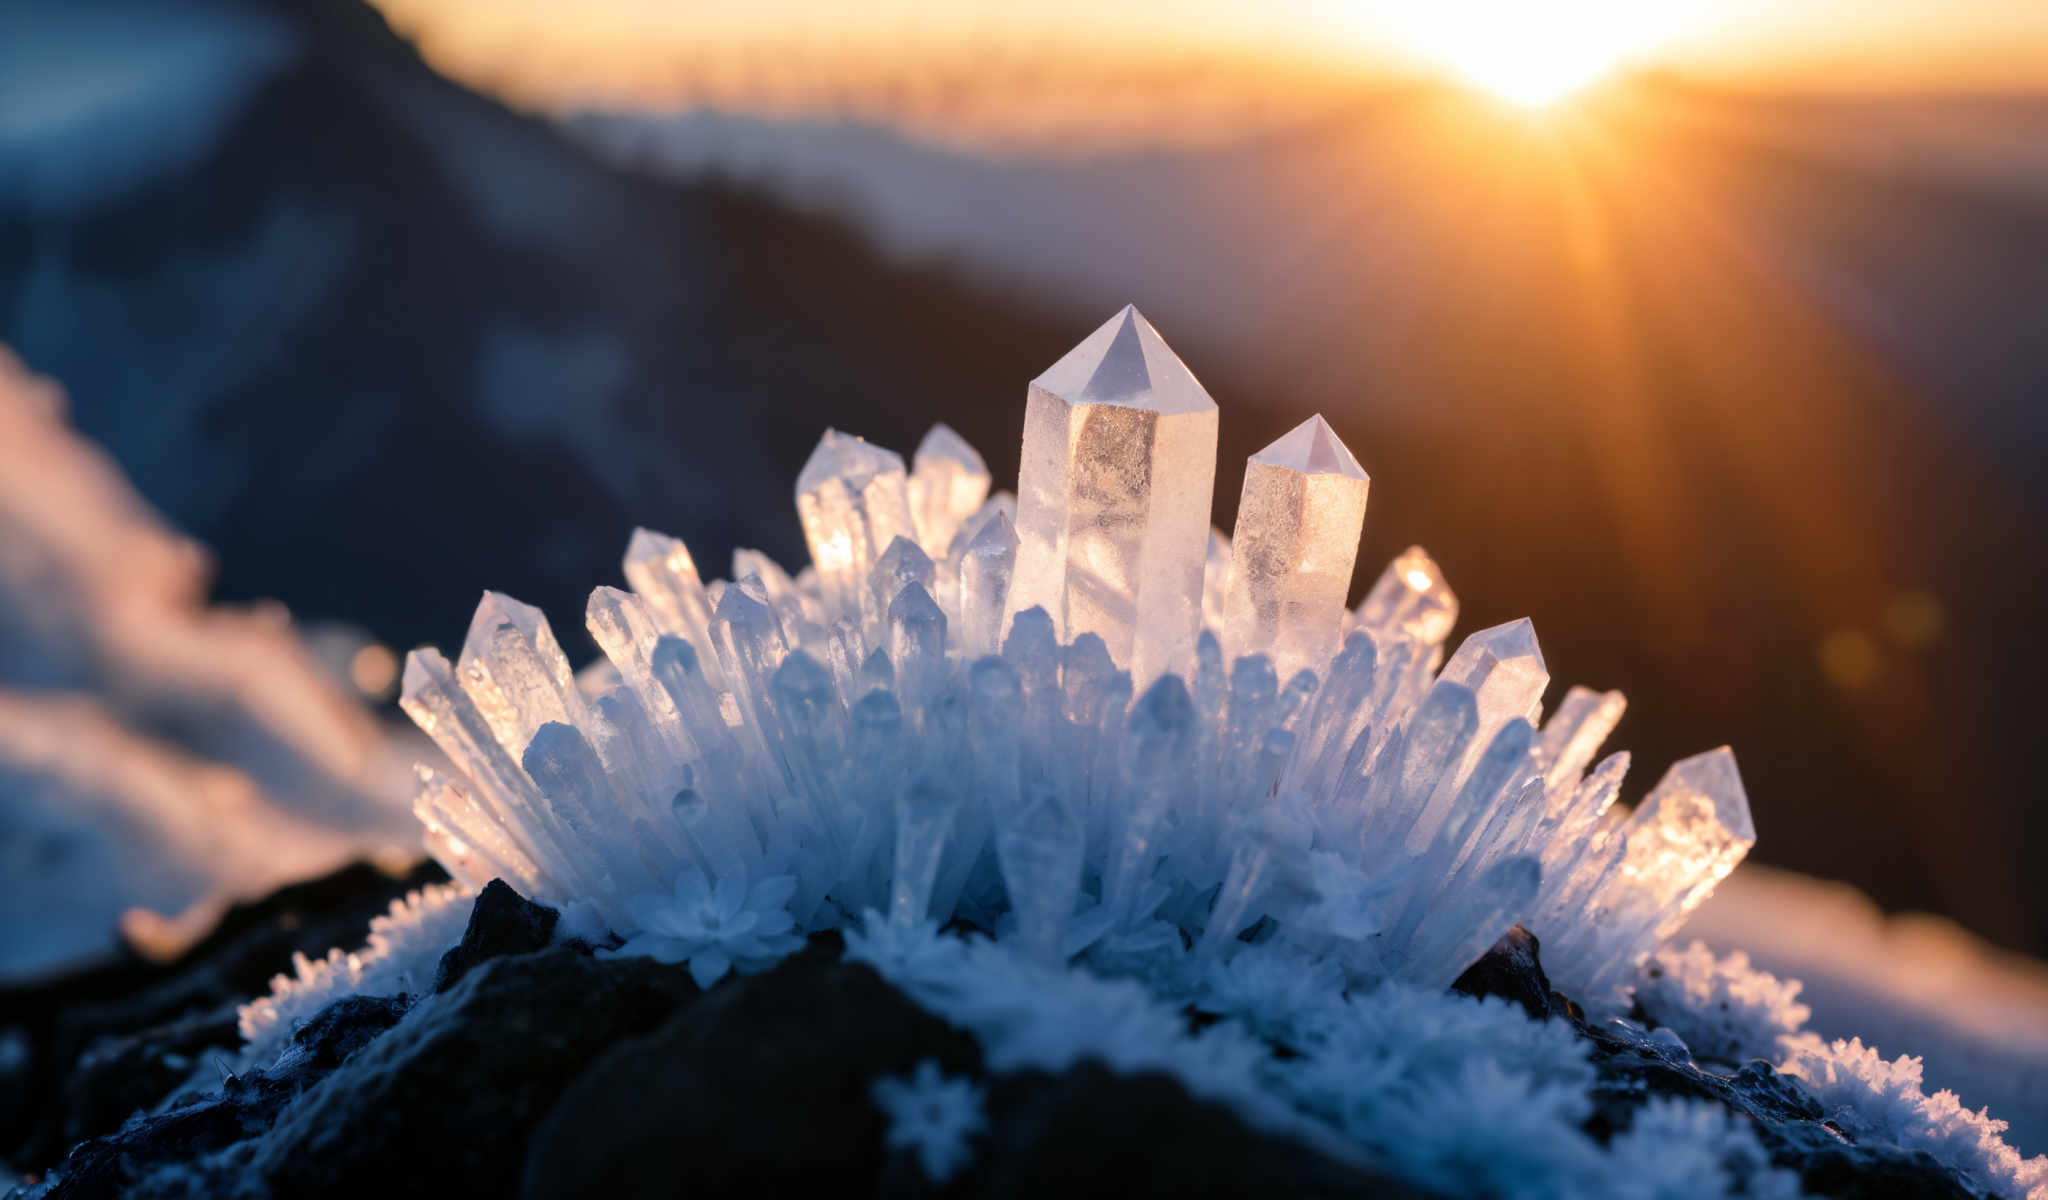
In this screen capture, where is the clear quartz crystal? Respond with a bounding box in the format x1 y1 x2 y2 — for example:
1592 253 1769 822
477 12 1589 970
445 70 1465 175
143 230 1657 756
1222 415 1369 681
796 429 916 621
908 423 992 559
956 511 1018 659
1355 546 1458 648
1008 306 1218 688
1408 619 1550 849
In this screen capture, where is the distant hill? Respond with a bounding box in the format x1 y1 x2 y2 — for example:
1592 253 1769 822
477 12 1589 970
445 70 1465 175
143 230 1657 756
0 0 1076 659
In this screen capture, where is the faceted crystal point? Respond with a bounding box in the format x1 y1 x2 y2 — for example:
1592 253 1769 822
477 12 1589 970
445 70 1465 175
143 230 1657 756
1008 305 1218 688
457 590 587 759
957 510 1018 658
623 528 716 646
796 429 915 618
1397 619 1548 850
1438 618 1548 717
1356 546 1458 647
1222 415 1370 681
908 423 992 558
1631 748 1755 900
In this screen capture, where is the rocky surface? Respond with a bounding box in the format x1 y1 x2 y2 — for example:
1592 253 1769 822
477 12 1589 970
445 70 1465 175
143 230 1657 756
0 860 446 1172
4 886 2001 1198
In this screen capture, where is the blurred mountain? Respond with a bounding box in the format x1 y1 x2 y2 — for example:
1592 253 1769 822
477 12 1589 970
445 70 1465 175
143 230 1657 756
2 0 2045 964
0 0 1076 659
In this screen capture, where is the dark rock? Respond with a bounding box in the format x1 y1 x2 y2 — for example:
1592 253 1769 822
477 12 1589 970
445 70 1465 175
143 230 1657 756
289 994 411 1070
974 1063 1437 1199
2 859 447 1173
432 879 559 994
246 944 696 1199
519 939 979 1197
51 1002 240 1162
1451 924 1555 1020
1573 1015 1978 1199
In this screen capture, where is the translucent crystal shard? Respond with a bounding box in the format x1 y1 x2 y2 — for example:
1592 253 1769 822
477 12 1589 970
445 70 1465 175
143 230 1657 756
908 423 992 559
1613 748 1754 940
1355 546 1458 648
1405 618 1549 847
796 429 916 620
623 528 716 649
956 511 1017 658
1221 415 1369 681
1008 305 1218 688
456 591 588 760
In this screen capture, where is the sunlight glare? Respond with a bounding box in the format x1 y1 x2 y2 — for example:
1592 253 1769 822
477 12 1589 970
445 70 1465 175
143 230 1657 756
1364 0 1704 106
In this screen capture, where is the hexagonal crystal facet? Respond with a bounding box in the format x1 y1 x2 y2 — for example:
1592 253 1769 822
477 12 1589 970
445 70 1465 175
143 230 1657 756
1222 415 1369 681
1008 306 1217 687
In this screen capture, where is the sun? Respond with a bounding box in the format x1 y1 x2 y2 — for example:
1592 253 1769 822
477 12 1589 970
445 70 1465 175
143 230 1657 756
1364 0 1702 107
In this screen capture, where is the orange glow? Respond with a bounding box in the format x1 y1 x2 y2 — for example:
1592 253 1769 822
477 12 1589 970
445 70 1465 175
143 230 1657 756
1355 0 1707 107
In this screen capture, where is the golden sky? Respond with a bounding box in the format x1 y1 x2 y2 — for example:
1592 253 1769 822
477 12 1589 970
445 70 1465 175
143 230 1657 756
371 0 2048 125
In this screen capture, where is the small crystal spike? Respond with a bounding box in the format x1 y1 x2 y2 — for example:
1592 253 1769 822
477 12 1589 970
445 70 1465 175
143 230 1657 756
623 528 717 649
456 591 588 761
1356 547 1458 648
1222 415 1370 681
1405 619 1549 847
908 423 992 559
1008 305 1218 687
1200 528 1231 634
1619 747 1754 939
796 429 916 620
956 511 1018 658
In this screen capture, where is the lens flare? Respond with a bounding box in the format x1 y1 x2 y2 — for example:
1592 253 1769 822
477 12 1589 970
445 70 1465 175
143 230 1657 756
1364 0 1704 106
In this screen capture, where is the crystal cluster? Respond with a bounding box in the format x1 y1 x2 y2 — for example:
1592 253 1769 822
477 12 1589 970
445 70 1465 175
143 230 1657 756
401 305 1754 1001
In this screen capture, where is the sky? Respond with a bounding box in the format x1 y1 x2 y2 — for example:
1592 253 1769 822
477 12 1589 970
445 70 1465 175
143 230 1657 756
374 0 2048 109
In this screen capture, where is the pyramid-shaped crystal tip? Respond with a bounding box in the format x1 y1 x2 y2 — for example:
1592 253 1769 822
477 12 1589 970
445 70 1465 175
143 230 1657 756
913 422 987 473
1032 305 1214 416
797 428 905 498
1459 617 1545 673
463 590 545 658
1670 747 1753 842
1252 414 1367 480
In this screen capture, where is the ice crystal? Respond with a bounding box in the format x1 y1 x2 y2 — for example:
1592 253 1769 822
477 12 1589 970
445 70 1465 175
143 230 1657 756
1605 1098 1805 1199
1635 941 1811 1064
235 881 473 1066
608 863 803 987
1780 1034 2048 1197
870 1059 988 1183
400 304 1756 1009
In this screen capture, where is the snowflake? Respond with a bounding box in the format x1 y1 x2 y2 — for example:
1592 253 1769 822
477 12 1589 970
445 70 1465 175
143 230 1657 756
609 864 803 988
871 1059 987 1183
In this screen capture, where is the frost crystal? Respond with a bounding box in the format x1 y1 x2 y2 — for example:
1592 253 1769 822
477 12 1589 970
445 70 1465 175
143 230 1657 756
870 1059 988 1183
1635 941 1811 1064
235 881 473 1066
401 305 1756 1005
609 863 804 987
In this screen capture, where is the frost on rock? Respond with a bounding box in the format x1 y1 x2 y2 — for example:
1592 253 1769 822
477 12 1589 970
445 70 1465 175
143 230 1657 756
235 881 473 1067
871 1058 988 1183
1635 941 1811 1065
1780 1034 2048 1198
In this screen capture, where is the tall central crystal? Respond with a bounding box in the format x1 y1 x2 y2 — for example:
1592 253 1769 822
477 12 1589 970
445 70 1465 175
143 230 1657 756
1008 306 1218 687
